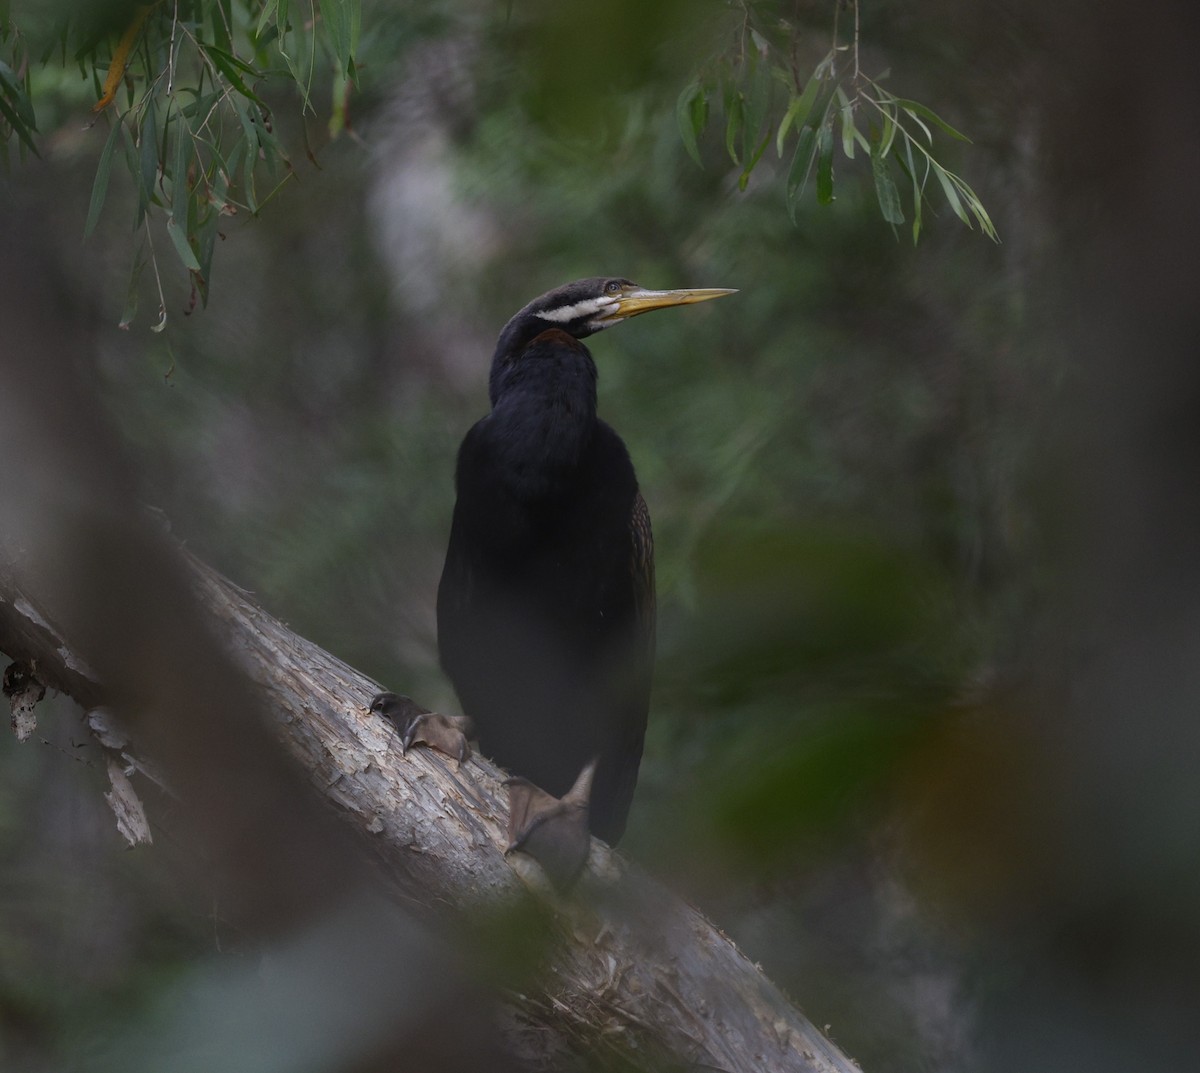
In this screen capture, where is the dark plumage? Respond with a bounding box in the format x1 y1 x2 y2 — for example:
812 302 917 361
436 277 733 846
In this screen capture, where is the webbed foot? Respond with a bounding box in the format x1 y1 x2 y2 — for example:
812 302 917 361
369 692 474 766
505 759 596 892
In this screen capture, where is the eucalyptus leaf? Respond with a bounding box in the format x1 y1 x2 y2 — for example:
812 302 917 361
203 44 265 104
891 97 971 142
837 86 855 160
775 93 801 158
0 59 37 126
137 96 159 225
84 116 123 238
904 136 923 243
931 160 969 225
675 81 704 166
816 121 834 205
879 108 897 158
0 89 39 156
255 0 280 39
871 143 904 225
725 92 743 166
743 57 771 162
902 106 933 146
787 124 818 199
166 216 201 271
171 115 190 225
318 0 352 76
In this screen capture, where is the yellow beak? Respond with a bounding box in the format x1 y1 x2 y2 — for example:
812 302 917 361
604 286 737 322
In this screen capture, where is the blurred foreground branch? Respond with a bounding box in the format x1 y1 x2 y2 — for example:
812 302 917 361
0 535 857 1072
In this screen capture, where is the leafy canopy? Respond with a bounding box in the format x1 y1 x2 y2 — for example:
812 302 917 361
0 0 994 327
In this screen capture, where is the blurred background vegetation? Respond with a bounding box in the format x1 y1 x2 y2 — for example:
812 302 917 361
4 1 1199 1071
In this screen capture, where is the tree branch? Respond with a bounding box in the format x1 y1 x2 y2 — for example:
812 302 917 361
1 544 858 1072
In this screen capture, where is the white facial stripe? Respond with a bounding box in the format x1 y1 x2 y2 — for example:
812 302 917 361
537 295 617 324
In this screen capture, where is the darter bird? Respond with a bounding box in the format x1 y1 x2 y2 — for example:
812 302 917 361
374 277 734 887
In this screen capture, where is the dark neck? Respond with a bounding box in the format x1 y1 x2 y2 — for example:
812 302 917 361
490 308 600 405
485 324 599 493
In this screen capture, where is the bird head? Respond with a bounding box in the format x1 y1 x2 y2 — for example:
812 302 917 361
490 278 735 405
521 277 737 339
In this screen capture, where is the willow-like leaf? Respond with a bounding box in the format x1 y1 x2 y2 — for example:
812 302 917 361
891 97 971 142
787 124 818 199
837 87 855 160
725 90 743 165
930 159 969 226
203 44 265 104
675 80 705 166
166 214 201 271
816 121 834 205
170 112 190 225
85 116 123 238
871 142 904 225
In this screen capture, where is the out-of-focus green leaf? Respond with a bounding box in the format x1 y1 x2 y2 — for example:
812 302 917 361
968 193 998 241
231 99 260 212
816 120 834 204
118 251 145 329
255 0 280 39
166 214 201 271
180 89 223 122
931 159 968 225
871 141 904 225
775 96 799 158
232 97 259 154
137 95 159 225
211 0 233 51
223 134 247 191
257 116 288 176
211 160 230 217
0 59 39 156
170 114 190 225
0 59 36 126
347 0 361 69
803 76 838 133
318 0 354 77
786 122 818 213
195 205 219 296
675 80 705 166
84 115 123 238
903 105 933 146
737 131 769 192
904 135 923 243
776 68 821 156
724 90 742 165
892 97 971 142
742 57 771 163
837 86 855 159
705 702 928 871
879 107 897 158
202 44 264 104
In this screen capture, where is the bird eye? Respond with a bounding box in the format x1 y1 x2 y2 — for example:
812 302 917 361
605 280 622 295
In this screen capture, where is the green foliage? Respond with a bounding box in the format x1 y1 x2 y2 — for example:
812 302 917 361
3 0 361 327
3 0 999 330
676 1 997 241
0 15 41 161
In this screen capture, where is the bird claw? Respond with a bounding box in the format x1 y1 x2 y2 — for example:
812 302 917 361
369 692 474 766
505 759 597 892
